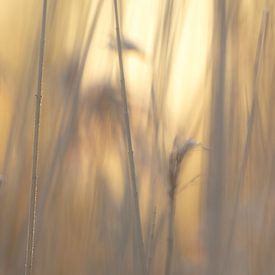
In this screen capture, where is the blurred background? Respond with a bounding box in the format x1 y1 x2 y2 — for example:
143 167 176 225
0 0 274 274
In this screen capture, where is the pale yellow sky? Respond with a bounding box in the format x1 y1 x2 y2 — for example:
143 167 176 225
0 0 212 123
82 0 212 129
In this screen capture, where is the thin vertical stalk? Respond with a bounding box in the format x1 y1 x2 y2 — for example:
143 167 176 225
113 0 145 274
24 1 48 275
80 0 104 76
165 140 197 275
205 0 227 274
164 194 176 275
146 207 157 275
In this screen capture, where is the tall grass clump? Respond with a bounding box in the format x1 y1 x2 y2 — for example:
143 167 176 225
0 0 275 275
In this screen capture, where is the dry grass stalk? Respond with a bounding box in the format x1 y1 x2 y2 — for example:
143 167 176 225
165 138 197 275
204 0 227 274
146 207 157 275
24 1 48 275
113 0 145 274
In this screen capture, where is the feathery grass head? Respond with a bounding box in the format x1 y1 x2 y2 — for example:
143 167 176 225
168 138 198 199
